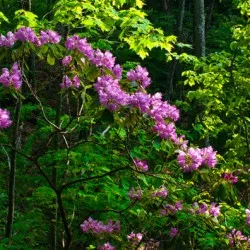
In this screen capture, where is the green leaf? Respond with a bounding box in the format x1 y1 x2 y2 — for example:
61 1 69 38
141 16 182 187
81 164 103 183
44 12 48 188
136 0 144 8
47 53 55 65
0 12 9 24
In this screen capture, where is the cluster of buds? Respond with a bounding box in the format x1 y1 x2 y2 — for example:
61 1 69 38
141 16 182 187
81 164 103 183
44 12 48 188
0 27 61 47
128 188 142 201
60 75 80 89
80 217 120 235
192 202 220 217
98 242 115 250
0 109 12 129
134 159 148 172
152 186 168 198
222 172 238 184
227 229 250 247
177 146 217 172
161 201 182 215
0 62 22 90
169 227 179 238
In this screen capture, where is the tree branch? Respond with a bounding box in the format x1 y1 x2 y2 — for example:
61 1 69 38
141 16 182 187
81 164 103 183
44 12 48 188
60 166 129 191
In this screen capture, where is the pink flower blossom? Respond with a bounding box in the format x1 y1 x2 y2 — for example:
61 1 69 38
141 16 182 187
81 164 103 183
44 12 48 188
209 203 220 217
246 209 250 225
99 242 115 250
80 217 120 235
162 201 183 215
128 188 142 200
192 202 208 215
0 31 16 47
0 108 12 129
201 146 217 168
60 75 72 88
72 75 80 88
127 231 143 242
15 27 38 44
227 229 248 246
127 65 151 88
134 159 148 172
112 64 122 79
222 172 238 184
177 148 203 172
169 227 179 238
94 75 130 111
62 56 72 66
152 186 168 198
40 30 61 45
92 49 115 69
0 62 22 89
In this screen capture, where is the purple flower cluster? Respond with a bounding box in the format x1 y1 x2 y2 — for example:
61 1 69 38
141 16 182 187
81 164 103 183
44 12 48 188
227 229 250 247
94 75 130 111
153 122 177 142
60 75 80 89
0 28 218 174
0 62 22 89
0 32 16 47
169 227 179 238
209 202 221 217
39 30 61 45
134 159 148 172
161 201 182 215
193 202 220 217
177 146 217 172
127 231 143 242
147 92 179 122
62 56 73 67
99 242 115 250
127 65 151 88
128 188 142 201
0 27 61 47
65 35 94 59
222 172 238 184
201 146 217 167
0 108 12 129
15 27 38 44
63 34 205 171
92 49 115 70
112 64 122 79
246 209 250 225
80 217 120 235
152 186 168 198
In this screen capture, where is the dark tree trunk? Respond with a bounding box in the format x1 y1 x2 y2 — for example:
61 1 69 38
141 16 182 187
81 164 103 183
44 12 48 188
166 0 186 100
49 94 62 250
162 0 173 14
194 0 206 57
20 0 31 11
206 0 215 31
5 98 22 238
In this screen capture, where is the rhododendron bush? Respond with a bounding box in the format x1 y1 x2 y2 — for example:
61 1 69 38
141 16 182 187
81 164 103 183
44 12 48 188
0 21 249 250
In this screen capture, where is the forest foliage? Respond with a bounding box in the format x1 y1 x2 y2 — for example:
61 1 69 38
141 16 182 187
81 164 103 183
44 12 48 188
0 0 249 249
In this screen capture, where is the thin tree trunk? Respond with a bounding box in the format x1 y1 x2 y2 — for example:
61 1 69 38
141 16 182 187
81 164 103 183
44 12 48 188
162 0 172 14
57 191 72 250
28 0 31 11
20 0 31 10
1 0 5 8
194 0 206 57
166 0 185 100
206 0 215 31
5 97 22 238
49 94 62 250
